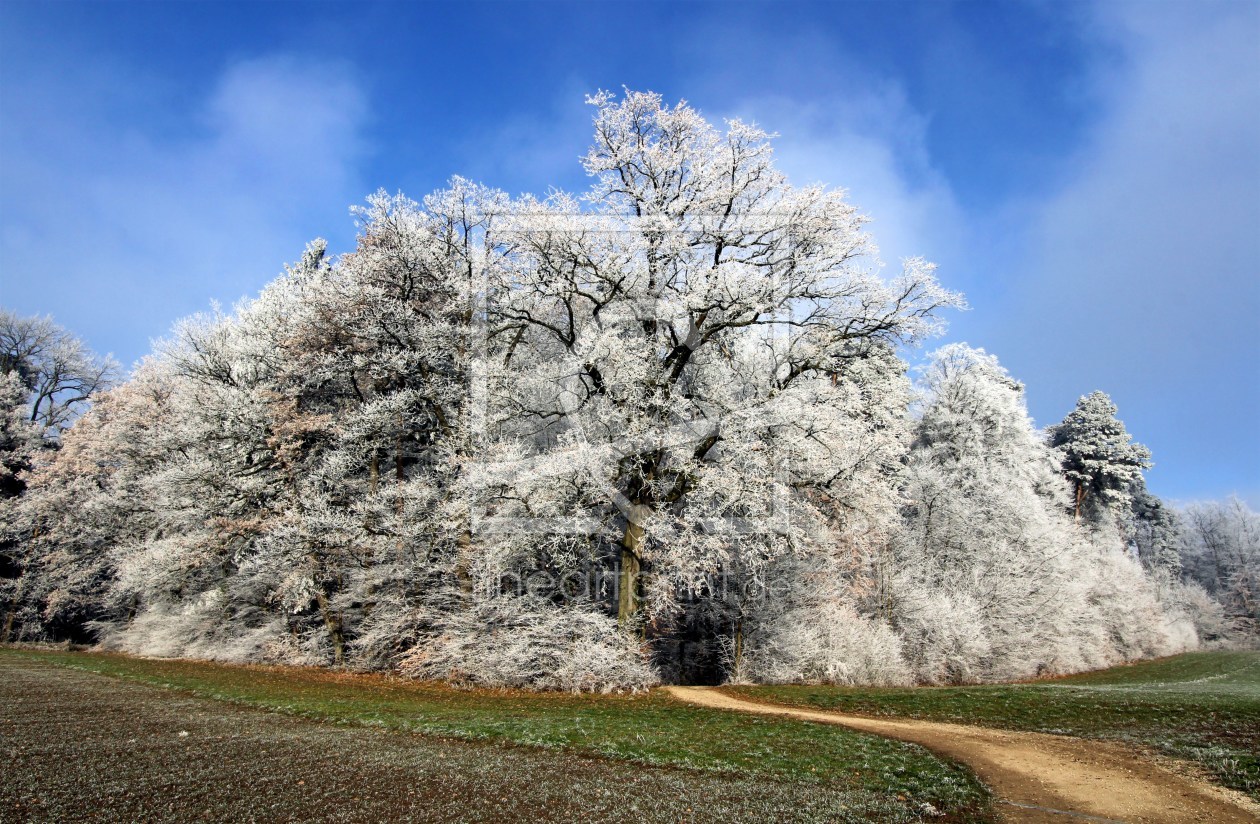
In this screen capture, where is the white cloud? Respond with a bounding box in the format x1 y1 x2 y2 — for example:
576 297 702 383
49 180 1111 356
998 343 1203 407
753 91 969 281
1 55 370 369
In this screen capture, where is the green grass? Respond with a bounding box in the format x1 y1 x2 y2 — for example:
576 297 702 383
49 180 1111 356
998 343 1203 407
15 647 1254 816
0 647 993 823
727 651 1260 800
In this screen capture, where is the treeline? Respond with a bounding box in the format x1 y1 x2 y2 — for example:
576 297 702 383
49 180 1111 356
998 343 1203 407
1 92 1255 689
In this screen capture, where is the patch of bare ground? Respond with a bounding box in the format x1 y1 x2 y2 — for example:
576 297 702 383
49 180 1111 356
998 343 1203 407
665 686 1260 824
0 656 948 823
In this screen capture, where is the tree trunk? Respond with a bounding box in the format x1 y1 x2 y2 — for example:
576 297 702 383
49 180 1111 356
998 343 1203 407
395 415 406 510
314 588 345 666
1074 482 1085 523
1 606 15 644
455 528 474 595
617 521 644 631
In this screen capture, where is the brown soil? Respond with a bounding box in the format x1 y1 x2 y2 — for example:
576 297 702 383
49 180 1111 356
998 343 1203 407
665 686 1260 824
0 656 938 823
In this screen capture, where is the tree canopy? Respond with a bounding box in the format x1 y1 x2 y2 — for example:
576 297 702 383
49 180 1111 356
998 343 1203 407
1 91 1239 687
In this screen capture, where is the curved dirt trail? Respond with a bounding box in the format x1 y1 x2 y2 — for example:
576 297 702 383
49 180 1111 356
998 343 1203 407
664 686 1258 824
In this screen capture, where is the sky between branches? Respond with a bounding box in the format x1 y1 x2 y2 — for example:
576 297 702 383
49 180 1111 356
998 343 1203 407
0 0 1256 505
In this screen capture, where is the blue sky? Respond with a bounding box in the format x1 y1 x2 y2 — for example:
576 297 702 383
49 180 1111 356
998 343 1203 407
1 0 1257 505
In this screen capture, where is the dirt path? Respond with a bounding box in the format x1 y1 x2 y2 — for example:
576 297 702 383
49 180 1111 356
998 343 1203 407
665 686 1259 824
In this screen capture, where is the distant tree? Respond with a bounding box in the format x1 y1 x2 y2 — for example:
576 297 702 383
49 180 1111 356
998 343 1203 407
1126 481 1182 577
1047 391 1151 524
2 360 179 643
0 309 118 437
1178 498 1260 630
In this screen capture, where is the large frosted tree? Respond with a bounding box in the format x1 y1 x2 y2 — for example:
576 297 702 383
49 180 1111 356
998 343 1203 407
466 90 959 679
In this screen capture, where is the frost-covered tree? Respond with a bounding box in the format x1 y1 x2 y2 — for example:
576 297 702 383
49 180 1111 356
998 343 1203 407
6 361 176 642
470 90 959 679
0 371 42 500
0 372 45 637
7 90 1200 689
92 214 479 665
0 311 114 641
255 192 486 666
1126 481 1182 578
892 345 1069 681
889 346 1179 682
0 309 117 437
1047 391 1152 524
1179 498 1260 631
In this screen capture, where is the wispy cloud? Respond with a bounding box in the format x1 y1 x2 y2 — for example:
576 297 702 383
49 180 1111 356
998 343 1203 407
745 90 968 284
1 54 370 370
985 1 1260 499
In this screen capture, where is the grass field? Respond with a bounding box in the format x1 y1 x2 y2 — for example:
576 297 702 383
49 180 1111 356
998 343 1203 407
728 651 1260 800
5 647 1256 821
0 648 993 823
